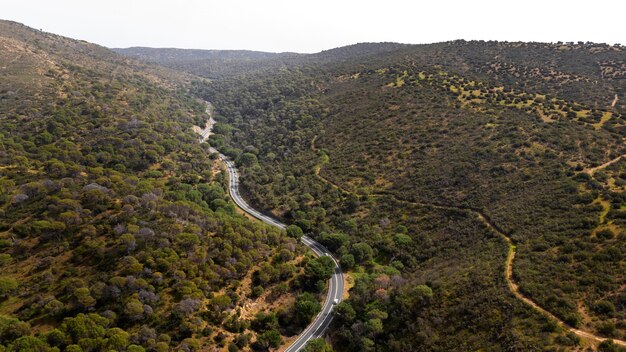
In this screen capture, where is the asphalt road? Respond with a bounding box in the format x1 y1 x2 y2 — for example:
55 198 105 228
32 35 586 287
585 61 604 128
200 143 345 351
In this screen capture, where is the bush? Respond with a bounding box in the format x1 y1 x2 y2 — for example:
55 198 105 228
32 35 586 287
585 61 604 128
593 300 616 316
0 277 18 298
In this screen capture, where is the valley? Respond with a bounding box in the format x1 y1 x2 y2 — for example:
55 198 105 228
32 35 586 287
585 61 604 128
1 16 625 352
195 111 344 351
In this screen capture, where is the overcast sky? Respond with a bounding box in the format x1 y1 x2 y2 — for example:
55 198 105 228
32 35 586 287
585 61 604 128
3 0 625 53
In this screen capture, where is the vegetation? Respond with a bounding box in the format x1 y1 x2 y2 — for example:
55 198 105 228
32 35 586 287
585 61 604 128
187 40 626 350
5 18 626 350
0 20 323 351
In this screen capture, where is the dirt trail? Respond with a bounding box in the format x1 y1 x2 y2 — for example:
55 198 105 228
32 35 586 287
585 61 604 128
391 196 626 347
311 135 352 192
583 154 625 175
611 94 619 107
311 143 626 348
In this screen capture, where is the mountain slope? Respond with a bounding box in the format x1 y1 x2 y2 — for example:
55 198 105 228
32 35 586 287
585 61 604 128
113 47 299 80
113 42 410 80
0 20 317 352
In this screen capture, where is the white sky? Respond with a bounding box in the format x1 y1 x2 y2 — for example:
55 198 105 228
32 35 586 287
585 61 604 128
2 0 625 53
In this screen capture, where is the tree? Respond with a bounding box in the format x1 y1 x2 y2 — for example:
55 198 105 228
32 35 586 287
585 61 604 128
350 242 373 263
61 314 108 341
598 340 620 352
127 345 146 352
210 295 232 311
304 256 335 287
592 300 615 316
238 153 258 167
413 285 433 302
366 318 383 335
393 233 412 246
334 302 356 322
106 328 130 350
125 298 145 321
286 224 304 239
118 233 137 254
175 298 201 318
294 292 321 326
44 328 69 348
73 287 96 309
303 338 334 352
255 329 281 349
340 254 355 269
251 312 278 332
0 314 30 341
175 233 200 255
318 232 349 251
7 336 48 352
0 277 18 298
198 183 226 203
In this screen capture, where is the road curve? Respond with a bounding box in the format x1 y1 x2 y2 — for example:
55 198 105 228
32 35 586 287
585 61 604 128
196 106 344 352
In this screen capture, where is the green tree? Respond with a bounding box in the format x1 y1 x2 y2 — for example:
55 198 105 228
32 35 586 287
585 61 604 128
318 232 349 251
176 233 200 254
238 153 258 167
303 338 334 352
295 292 321 326
0 277 18 298
393 233 412 246
350 242 373 263
598 340 620 352
256 330 281 349
340 254 355 269
73 287 96 309
334 302 356 322
251 312 278 332
127 345 146 352
45 328 70 347
7 336 48 352
125 298 145 321
304 256 335 287
210 295 232 311
286 224 304 239
0 254 12 266
61 314 108 341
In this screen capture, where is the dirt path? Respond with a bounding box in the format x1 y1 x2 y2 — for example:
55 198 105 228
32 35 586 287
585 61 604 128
311 147 626 348
398 197 626 347
311 135 352 192
583 154 625 175
611 94 619 108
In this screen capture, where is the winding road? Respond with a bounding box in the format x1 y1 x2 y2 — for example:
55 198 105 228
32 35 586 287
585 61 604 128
196 105 344 352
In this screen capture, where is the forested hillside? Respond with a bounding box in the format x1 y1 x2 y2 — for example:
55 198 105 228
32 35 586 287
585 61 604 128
179 41 626 351
0 20 326 352
112 47 298 80
114 43 409 80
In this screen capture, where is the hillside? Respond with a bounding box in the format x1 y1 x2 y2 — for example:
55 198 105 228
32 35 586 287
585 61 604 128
113 42 410 80
185 41 626 351
0 20 326 352
112 47 299 80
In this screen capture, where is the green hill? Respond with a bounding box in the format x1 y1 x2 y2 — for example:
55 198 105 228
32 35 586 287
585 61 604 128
0 20 316 351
